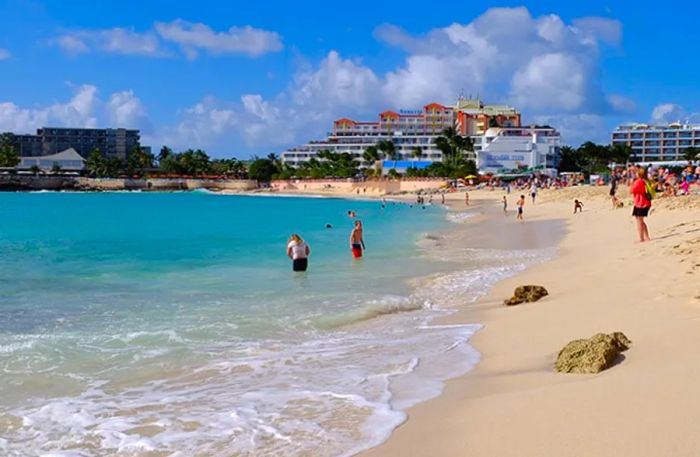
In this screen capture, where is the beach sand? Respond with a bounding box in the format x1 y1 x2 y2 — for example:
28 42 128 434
360 186 700 457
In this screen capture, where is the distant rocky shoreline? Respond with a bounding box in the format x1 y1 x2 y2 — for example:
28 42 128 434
0 175 257 192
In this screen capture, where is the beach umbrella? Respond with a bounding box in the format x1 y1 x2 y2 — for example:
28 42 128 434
464 174 477 179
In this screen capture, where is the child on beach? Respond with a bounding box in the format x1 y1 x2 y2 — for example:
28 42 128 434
574 199 584 214
502 195 507 213
516 195 525 220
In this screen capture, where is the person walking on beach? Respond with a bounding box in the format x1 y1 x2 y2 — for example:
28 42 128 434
287 234 311 271
464 191 470 206
516 195 525 220
610 173 620 208
502 195 508 214
350 220 365 259
530 183 538 204
630 167 653 242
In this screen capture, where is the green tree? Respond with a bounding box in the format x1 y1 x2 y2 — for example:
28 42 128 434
248 157 278 182
683 147 700 162
29 165 41 175
50 163 62 174
362 146 381 175
0 144 20 168
85 149 108 177
126 146 155 176
557 146 583 173
377 140 397 161
158 146 173 164
411 146 423 162
435 127 467 167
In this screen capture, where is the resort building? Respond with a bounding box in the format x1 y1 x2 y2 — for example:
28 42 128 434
474 126 561 173
280 98 556 174
611 123 700 162
18 148 86 172
11 127 141 159
281 103 455 169
455 98 521 136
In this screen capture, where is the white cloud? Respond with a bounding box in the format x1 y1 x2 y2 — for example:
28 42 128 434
532 113 607 147
650 103 700 125
0 85 150 135
160 7 625 153
0 48 11 60
52 21 282 59
54 28 162 56
607 94 636 114
572 17 622 46
106 90 149 129
154 20 282 59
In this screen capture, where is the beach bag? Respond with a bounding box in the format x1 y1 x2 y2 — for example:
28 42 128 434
644 179 656 201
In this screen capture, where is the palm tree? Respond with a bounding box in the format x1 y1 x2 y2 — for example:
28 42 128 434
362 146 381 174
435 127 466 167
411 146 423 162
683 147 700 163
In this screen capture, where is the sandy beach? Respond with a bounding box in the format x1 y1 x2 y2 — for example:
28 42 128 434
352 185 700 457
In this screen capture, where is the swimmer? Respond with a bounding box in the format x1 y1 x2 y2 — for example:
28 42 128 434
347 210 356 218
325 223 333 229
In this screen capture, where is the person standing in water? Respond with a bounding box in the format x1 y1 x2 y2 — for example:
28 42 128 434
350 220 365 259
516 194 525 220
287 234 311 271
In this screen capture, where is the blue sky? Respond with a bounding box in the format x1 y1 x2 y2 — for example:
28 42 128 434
1 0 699 158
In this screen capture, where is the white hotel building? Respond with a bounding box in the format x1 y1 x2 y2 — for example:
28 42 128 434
474 126 561 172
281 100 561 173
612 122 700 162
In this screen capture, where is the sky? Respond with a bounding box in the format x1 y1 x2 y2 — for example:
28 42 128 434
1 0 699 158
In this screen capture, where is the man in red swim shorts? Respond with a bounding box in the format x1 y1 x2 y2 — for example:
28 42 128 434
350 220 365 258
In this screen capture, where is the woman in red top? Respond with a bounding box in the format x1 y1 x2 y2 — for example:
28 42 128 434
630 167 651 242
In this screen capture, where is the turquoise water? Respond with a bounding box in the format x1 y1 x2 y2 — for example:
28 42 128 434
0 192 549 456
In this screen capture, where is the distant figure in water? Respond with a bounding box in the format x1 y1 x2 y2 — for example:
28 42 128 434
350 220 365 259
517 195 525 220
347 210 356 218
465 191 470 206
574 199 584 214
502 195 507 213
325 223 333 229
287 234 311 272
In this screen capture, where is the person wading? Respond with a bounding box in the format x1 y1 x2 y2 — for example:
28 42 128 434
287 234 311 271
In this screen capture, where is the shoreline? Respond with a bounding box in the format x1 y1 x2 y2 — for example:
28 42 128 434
362 187 700 457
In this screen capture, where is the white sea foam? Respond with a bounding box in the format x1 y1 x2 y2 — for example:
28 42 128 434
446 210 476 223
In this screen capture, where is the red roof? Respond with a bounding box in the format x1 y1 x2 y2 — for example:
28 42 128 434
334 118 356 125
380 111 400 119
424 102 447 111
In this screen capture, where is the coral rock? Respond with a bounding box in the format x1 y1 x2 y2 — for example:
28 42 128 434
503 285 549 306
555 332 631 374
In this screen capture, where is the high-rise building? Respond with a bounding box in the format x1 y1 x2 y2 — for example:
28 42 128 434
11 127 141 159
611 123 700 162
281 103 455 169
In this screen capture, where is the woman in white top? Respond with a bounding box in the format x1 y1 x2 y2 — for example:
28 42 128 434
287 234 311 271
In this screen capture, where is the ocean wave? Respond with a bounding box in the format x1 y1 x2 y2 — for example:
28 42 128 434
446 211 475 223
